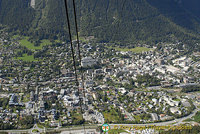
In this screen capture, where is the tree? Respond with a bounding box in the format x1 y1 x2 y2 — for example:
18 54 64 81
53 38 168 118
136 74 161 87
103 92 108 102
19 115 34 129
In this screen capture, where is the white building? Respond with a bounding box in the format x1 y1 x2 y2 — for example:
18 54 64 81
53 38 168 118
170 107 181 115
151 113 159 121
81 57 96 67
30 0 35 8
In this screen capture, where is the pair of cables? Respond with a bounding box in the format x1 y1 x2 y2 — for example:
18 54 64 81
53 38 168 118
64 1 128 133
63 0 86 133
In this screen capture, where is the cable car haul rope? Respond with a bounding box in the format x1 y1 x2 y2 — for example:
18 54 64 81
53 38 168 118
64 0 86 133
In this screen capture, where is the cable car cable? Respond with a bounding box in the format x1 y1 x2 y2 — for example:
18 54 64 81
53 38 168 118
63 0 86 133
72 0 87 109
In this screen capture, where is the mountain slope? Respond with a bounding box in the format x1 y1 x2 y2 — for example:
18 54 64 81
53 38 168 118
77 0 200 43
0 0 35 31
147 0 200 33
181 0 200 18
30 0 68 39
0 0 200 44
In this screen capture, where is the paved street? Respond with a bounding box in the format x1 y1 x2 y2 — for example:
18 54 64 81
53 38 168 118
60 129 99 134
108 108 199 128
0 108 199 134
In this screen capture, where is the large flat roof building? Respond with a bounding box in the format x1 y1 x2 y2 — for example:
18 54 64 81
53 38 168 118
81 57 96 67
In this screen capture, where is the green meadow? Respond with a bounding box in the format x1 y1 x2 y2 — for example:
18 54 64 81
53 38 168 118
14 36 52 62
110 47 151 53
107 46 151 53
108 129 129 134
103 109 121 123
16 54 37 62
12 34 20 39
19 37 52 50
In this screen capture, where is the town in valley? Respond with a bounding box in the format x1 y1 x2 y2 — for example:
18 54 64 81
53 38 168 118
0 25 200 133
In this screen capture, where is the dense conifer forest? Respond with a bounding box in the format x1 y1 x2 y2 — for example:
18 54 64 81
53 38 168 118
0 0 200 45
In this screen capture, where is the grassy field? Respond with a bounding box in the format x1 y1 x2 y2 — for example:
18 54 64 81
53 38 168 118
41 39 52 47
55 39 62 43
32 129 39 133
108 129 129 134
108 46 151 53
71 112 83 121
183 111 200 123
19 37 51 50
134 115 142 122
12 34 20 39
173 98 181 101
37 124 44 129
72 34 94 43
15 37 52 61
194 111 200 123
103 109 121 123
183 118 194 122
16 54 36 62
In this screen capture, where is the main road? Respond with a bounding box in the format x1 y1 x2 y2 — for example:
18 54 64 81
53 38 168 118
106 107 200 128
0 108 199 133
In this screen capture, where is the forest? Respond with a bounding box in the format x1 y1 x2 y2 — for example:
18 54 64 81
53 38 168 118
0 0 200 46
